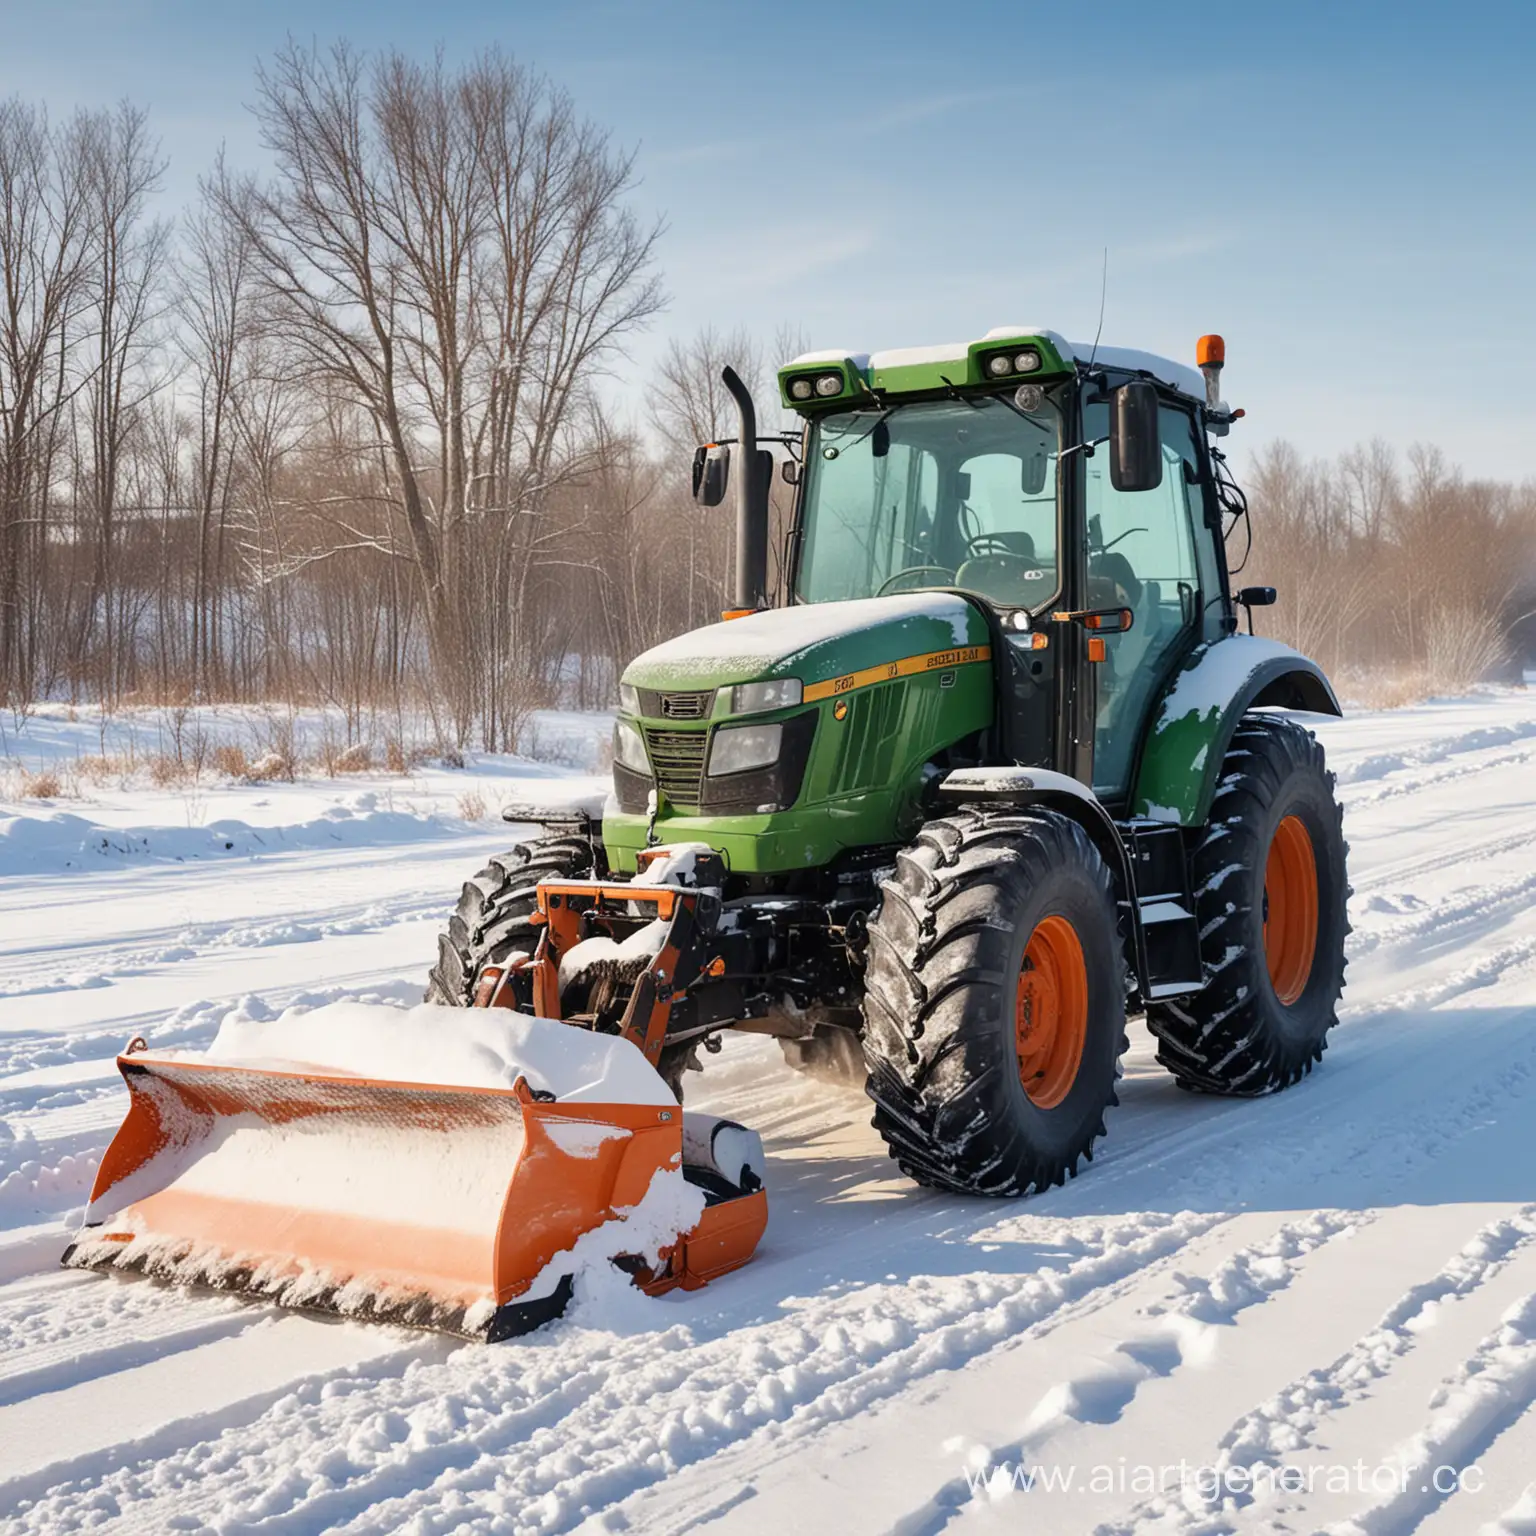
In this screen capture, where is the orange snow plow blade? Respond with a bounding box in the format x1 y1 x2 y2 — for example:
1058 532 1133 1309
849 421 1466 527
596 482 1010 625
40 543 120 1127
64 1049 767 1339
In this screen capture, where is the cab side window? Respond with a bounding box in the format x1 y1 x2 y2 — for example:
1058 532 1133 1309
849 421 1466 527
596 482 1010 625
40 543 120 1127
1082 397 1204 797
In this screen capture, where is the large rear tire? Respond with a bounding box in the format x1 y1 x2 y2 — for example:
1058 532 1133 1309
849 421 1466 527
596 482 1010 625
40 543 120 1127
1146 714 1349 1094
862 808 1127 1196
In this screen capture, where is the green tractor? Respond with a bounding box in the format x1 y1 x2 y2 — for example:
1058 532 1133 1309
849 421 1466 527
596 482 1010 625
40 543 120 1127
428 328 1349 1198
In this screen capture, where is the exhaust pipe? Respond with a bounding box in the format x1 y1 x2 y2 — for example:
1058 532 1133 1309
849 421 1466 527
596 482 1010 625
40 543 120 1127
722 366 768 611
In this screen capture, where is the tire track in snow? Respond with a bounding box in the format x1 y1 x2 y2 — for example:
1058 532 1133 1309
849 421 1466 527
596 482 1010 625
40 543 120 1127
1091 1209 1536 1533
1349 827 1536 897
0 891 448 1002
0 1321 431 1515
4 698 1534 1532
0 1305 264 1408
1344 936 1536 1018
1341 744 1536 809
0 1269 254 1373
891 1211 1367 1536
9 1212 1230 1535
1326 1289 1536 1535
1331 717 1536 787
1349 866 1536 957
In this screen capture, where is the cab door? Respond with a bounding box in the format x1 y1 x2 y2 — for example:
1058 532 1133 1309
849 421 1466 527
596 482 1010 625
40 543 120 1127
1079 395 1209 802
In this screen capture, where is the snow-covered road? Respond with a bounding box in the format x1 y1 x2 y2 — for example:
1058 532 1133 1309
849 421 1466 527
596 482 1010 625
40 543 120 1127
2 694 1534 1534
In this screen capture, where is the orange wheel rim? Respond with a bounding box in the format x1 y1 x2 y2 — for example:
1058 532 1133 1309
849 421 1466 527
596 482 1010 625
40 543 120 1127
1264 814 1318 1006
1015 915 1089 1109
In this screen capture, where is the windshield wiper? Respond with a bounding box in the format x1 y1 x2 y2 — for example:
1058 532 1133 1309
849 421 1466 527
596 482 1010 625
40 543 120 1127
823 403 906 458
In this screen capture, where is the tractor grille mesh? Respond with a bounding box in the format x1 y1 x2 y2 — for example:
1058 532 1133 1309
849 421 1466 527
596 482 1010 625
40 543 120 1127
644 728 707 805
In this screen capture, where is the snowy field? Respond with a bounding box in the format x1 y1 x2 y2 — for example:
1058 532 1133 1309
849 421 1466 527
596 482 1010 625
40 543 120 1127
2 690 1535 1534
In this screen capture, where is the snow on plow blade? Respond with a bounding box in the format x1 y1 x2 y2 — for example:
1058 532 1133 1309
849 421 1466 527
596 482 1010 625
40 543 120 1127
64 1049 767 1340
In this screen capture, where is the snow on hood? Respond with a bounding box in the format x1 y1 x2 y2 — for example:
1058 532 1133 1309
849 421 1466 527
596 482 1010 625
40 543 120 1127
187 1000 676 1106
623 594 984 691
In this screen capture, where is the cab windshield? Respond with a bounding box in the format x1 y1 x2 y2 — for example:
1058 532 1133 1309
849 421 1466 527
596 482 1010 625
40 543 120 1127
794 392 1064 608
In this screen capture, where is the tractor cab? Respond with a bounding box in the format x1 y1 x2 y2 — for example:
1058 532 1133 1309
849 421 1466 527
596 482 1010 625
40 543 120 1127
760 329 1239 807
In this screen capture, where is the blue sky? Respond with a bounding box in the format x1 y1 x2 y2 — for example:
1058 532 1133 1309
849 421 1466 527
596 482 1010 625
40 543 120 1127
1 0 1531 477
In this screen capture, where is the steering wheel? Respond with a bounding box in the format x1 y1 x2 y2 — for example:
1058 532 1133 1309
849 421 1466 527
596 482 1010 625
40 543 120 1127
876 564 954 596
963 533 1035 560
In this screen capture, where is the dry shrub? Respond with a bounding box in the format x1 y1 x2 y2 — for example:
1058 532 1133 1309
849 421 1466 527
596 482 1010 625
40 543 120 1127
212 743 250 780
317 730 369 776
21 769 62 798
75 753 130 787
258 712 298 779
247 751 289 782
383 738 434 775
1420 603 1508 694
147 754 192 788
456 790 487 821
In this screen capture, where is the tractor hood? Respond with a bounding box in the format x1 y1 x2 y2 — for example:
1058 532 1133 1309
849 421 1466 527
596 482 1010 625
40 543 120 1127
622 594 991 697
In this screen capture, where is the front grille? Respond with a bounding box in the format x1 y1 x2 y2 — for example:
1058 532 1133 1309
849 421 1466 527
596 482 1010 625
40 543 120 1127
644 728 708 805
659 690 713 720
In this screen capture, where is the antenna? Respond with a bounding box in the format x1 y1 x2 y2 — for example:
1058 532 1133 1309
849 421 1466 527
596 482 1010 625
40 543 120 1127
1086 247 1107 370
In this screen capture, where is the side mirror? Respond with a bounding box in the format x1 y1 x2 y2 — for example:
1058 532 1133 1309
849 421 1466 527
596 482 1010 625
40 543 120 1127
691 444 730 507
1109 382 1163 493
780 458 800 485
1237 585 1277 607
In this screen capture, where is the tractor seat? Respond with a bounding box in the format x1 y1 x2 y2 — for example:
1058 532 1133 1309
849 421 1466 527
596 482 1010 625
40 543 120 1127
1087 550 1144 610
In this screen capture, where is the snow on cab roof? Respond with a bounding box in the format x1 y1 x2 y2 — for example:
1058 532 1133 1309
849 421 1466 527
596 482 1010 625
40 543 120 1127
789 327 1205 399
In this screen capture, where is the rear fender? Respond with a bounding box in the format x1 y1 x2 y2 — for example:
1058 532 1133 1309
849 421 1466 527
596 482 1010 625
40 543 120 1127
1131 636 1340 827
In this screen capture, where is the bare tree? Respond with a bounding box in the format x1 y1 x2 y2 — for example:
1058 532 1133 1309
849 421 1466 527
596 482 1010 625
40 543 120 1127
224 41 663 743
654 325 765 449
178 156 255 694
71 102 170 699
0 99 90 704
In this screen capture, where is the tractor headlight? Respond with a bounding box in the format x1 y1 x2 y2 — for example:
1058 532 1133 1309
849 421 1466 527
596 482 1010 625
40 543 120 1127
730 678 802 715
814 372 842 397
1013 349 1041 373
619 682 641 715
788 377 814 401
986 353 1013 378
708 722 783 776
613 718 649 773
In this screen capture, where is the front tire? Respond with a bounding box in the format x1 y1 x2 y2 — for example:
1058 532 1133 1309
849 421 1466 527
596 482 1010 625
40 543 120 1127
1147 714 1349 1094
862 808 1128 1196
425 833 596 1007
425 833 706 1097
